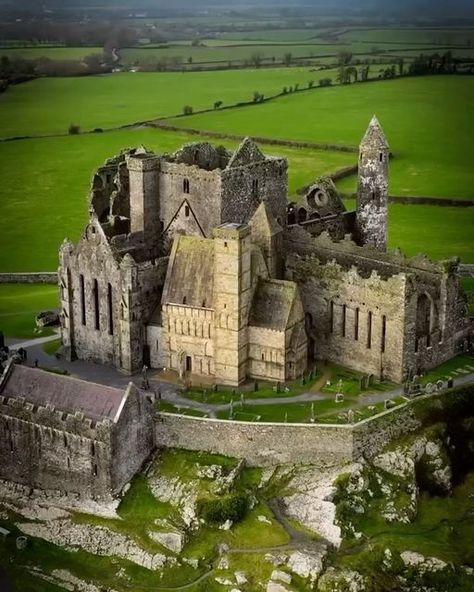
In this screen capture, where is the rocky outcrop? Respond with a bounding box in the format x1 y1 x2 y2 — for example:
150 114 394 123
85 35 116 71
17 519 170 570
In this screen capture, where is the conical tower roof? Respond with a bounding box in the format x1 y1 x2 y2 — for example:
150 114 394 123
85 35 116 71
361 115 389 149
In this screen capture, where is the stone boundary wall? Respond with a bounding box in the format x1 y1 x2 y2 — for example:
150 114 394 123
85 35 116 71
154 413 354 466
154 385 474 466
341 192 474 207
0 272 58 284
151 123 358 153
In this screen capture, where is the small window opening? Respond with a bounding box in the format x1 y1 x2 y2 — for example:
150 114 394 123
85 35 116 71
381 315 386 353
107 283 114 336
252 178 259 197
354 308 359 341
342 304 347 337
93 279 100 331
183 296 187 305
183 178 190 194
80 274 86 326
224 241 228 248
185 204 190 217
261 353 265 361
379 152 383 162
367 311 372 349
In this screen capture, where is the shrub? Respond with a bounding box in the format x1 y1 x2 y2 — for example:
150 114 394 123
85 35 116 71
68 124 80 135
197 493 249 525
182 105 193 115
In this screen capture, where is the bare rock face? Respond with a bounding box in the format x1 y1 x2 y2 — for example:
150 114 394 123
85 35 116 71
149 474 198 528
317 567 369 592
287 549 326 587
148 530 186 553
282 466 351 546
17 519 170 570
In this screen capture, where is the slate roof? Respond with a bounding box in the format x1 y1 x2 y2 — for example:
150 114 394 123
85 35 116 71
249 279 298 331
0 364 126 422
162 235 214 308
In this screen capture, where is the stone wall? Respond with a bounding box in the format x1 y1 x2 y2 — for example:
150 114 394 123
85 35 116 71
154 413 354 466
0 272 57 284
0 395 113 499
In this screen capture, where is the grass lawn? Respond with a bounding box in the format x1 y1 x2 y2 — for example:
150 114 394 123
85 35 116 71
321 363 395 397
0 127 353 272
337 26 474 45
169 76 474 199
0 67 343 138
461 277 474 315
0 284 58 338
216 398 352 423
344 199 474 263
418 354 474 384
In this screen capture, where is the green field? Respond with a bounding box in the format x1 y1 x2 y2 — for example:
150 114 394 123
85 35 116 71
0 128 354 272
337 27 474 45
0 284 58 338
0 68 343 138
168 76 474 199
0 46 102 60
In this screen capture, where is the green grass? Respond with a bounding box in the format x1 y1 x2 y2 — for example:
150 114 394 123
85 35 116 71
169 76 474 200
0 46 103 60
0 127 353 272
216 398 352 423
42 338 61 355
338 26 474 45
340 472 474 566
158 400 208 417
320 363 395 397
461 278 474 315
0 68 343 138
418 354 474 384
0 284 58 338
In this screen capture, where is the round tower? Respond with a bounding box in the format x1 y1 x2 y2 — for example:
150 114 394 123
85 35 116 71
356 115 389 251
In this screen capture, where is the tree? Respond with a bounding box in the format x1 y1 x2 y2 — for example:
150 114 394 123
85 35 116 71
398 58 405 76
283 52 293 66
68 124 80 135
337 50 353 66
359 65 370 82
182 105 193 115
252 91 264 103
319 78 332 87
250 52 264 68
308 80 315 88
213 100 223 109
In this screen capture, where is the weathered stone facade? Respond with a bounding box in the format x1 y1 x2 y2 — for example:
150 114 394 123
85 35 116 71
59 120 472 384
0 362 154 499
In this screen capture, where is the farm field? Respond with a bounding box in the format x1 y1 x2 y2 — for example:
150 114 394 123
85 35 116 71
168 76 474 199
0 68 343 138
0 128 355 272
0 284 58 338
337 27 474 45
119 42 447 66
0 46 102 60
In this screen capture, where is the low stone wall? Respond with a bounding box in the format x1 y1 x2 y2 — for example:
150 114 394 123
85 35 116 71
0 272 57 284
154 413 354 466
154 389 469 466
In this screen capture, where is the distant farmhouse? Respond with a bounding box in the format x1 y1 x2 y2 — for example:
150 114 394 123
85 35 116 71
58 117 471 385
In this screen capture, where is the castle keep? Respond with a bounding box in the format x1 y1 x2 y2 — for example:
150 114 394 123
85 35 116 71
58 118 472 385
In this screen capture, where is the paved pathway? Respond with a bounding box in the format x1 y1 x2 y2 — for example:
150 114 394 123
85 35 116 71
6 335 474 420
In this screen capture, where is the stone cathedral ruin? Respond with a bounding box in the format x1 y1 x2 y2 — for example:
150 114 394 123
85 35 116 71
58 116 471 385
0 117 471 499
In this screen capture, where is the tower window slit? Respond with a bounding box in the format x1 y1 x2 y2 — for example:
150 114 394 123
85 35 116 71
342 304 347 337
80 274 86 326
93 279 100 331
354 308 359 341
183 178 190 194
381 315 387 353
107 283 114 336
367 311 372 349
329 301 334 333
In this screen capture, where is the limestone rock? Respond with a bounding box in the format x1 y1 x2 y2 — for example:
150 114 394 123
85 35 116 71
235 571 248 585
17 519 169 571
287 549 325 586
148 530 186 553
271 570 292 584
317 567 368 592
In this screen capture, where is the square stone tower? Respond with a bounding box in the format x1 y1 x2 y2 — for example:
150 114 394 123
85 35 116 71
212 223 252 385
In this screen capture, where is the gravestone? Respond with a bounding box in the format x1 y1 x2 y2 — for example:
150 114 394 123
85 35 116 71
335 393 344 403
425 382 435 394
447 377 454 388
436 380 444 391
